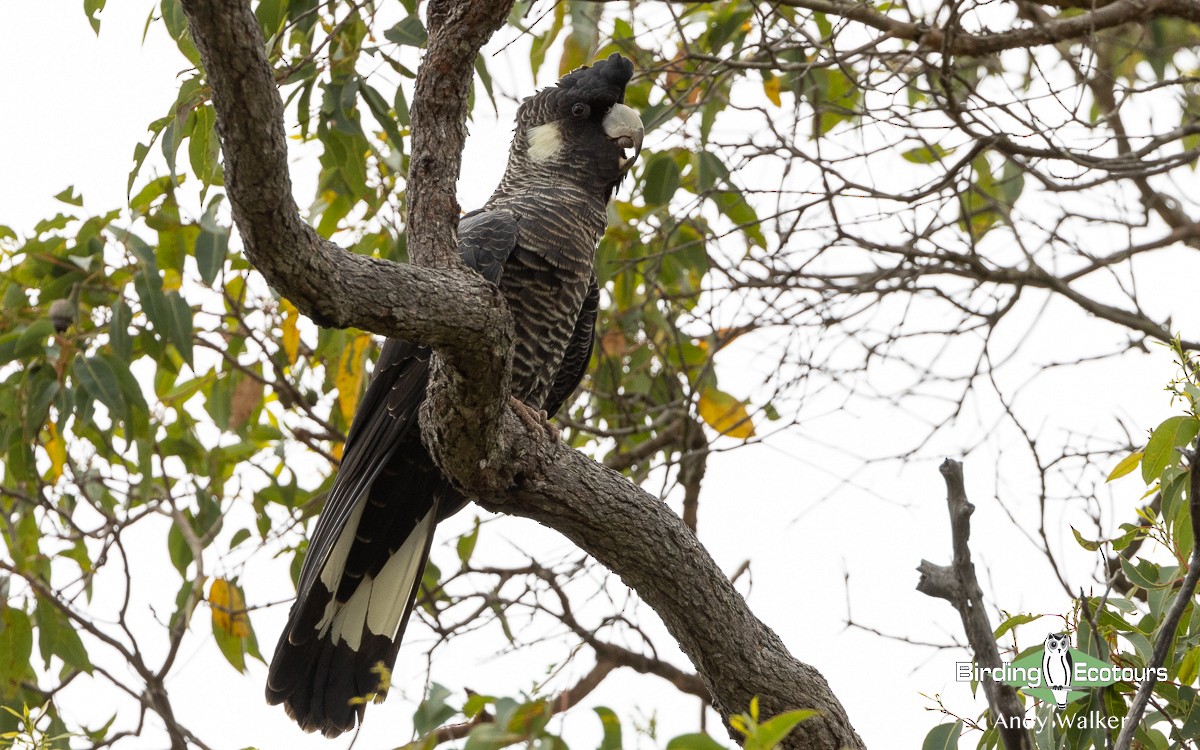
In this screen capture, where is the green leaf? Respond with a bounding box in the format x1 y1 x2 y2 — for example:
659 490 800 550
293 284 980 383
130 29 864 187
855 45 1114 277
456 518 480 568
0 606 34 684
110 295 131 360
901 144 953 164
1106 450 1143 482
3 282 28 309
1120 557 1166 591
414 683 457 735
167 519 194 576
997 158 1025 208
957 156 1002 240
54 185 84 206
164 291 194 367
385 16 428 47
1142 415 1199 483
22 368 59 439
73 354 128 424
694 151 728 194
643 154 681 206
464 693 495 719
100 352 150 431
189 104 222 189
0 331 20 367
804 66 860 137
1071 527 1102 552
595 707 622 750
54 618 94 675
211 608 248 672
84 0 106 34
666 734 728 750
529 4 566 80
229 528 252 549
15 318 55 358
359 80 405 152
746 709 818 750
392 85 411 128
558 3 601 77
160 0 187 41
711 189 766 247
475 54 497 115
35 597 59 669
921 721 963 750
1178 646 1200 685
255 0 288 36
133 266 170 340
464 723 523 750
994 612 1042 640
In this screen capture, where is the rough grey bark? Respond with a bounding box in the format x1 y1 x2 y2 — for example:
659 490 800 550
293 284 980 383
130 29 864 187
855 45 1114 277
917 461 1031 750
178 1 865 747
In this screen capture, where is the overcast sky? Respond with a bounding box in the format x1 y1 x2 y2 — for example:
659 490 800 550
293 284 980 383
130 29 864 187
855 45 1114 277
2 2 1197 749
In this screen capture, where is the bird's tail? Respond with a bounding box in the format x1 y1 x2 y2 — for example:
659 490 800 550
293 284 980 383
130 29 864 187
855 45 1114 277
265 492 440 737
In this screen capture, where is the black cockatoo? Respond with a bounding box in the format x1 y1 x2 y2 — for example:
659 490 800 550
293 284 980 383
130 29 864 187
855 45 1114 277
265 53 643 736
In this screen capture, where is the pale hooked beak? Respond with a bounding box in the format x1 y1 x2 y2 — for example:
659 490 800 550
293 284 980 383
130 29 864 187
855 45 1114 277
603 103 644 171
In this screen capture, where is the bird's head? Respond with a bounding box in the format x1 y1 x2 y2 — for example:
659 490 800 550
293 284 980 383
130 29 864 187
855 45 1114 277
512 53 644 194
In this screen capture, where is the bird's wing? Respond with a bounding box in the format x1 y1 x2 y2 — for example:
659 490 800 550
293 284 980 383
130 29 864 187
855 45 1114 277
285 208 519 616
458 208 519 284
289 338 429 613
541 272 598 417
266 209 520 735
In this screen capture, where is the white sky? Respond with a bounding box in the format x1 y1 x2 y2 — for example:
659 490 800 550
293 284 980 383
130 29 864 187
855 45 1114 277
1 2 1197 749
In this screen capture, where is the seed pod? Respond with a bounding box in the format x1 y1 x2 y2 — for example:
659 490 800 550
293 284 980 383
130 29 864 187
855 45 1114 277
48 298 75 332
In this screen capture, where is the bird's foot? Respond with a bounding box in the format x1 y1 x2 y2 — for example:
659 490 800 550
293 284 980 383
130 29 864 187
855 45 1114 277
510 396 560 442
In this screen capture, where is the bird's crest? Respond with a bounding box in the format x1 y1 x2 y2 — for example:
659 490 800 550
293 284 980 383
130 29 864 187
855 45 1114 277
556 52 634 103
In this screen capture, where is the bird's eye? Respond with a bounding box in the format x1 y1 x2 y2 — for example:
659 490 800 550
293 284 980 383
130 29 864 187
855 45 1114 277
571 103 590 119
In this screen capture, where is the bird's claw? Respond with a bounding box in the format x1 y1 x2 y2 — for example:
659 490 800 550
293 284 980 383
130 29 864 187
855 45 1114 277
510 396 560 442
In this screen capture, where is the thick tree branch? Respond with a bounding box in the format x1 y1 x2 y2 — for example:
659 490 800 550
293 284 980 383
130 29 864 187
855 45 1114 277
917 460 1031 750
591 0 1200 56
178 0 511 383
406 0 511 268
179 1 865 747
486 449 863 748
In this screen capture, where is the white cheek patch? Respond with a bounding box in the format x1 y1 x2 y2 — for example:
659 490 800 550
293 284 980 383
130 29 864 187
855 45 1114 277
527 122 563 162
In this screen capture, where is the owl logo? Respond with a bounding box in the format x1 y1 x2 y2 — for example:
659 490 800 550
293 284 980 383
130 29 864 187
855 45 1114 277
1042 633 1074 709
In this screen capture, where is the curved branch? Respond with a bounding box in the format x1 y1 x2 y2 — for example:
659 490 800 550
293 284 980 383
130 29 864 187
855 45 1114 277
586 0 1200 55
177 1 865 747
178 0 510 380
487 449 864 748
917 460 1031 750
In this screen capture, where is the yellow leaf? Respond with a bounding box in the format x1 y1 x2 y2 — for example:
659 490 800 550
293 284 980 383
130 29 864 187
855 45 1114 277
336 332 372 422
45 422 66 481
162 268 183 292
763 75 782 107
698 387 756 439
281 299 300 366
1106 450 1143 483
209 578 250 638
